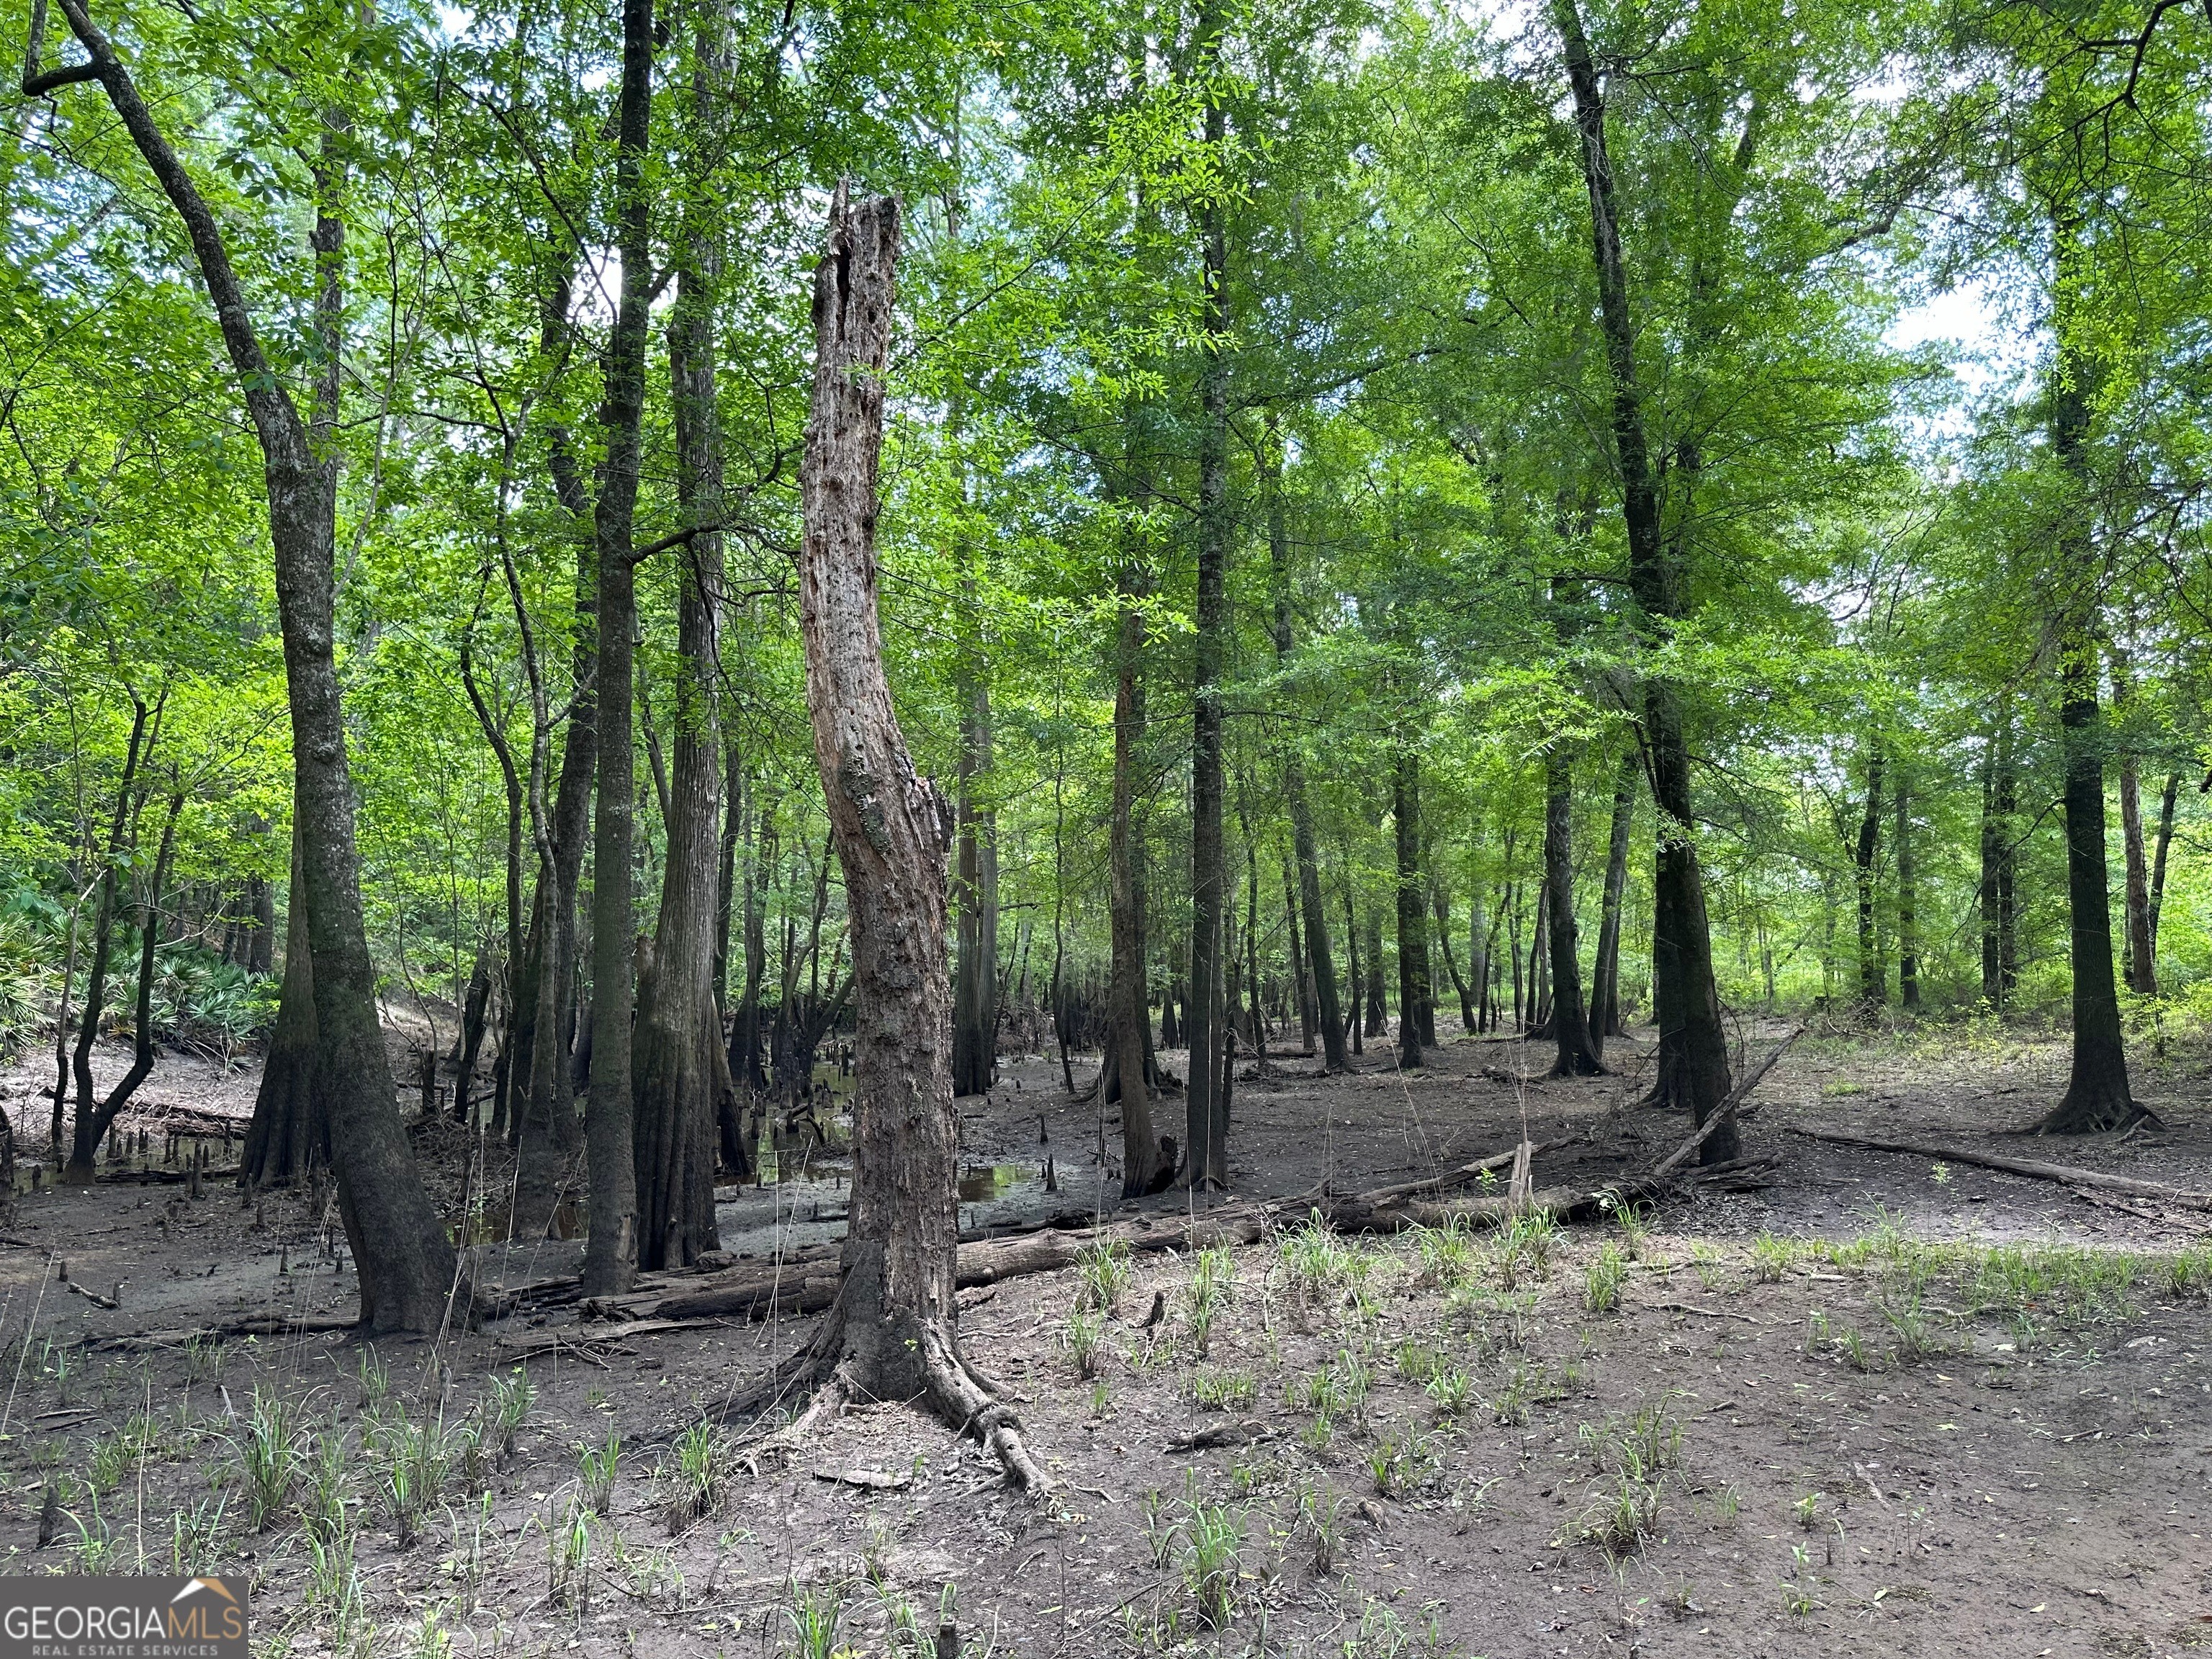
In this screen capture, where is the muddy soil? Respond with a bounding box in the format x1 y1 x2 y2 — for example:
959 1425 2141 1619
0 1018 2206 1658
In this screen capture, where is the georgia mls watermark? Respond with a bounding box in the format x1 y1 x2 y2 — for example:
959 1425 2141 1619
0 1577 246 1659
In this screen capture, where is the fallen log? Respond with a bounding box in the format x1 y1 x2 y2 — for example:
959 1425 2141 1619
498 1316 726 1356
579 1132 1730 1329
1791 1128 2212 1210
98 1309 359 1349
1352 1136 1580 1208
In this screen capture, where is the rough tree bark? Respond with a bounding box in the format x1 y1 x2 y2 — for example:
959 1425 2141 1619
241 827 320 1187
578 0 657 1293
30 2 461 1326
1555 0 1732 1152
1543 748 1604 1076
1588 750 1636 1045
1391 750 1431 1068
765 190 1043 1491
1183 0 1231 1188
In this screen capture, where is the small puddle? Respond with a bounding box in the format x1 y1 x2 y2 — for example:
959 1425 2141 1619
957 1164 1027 1203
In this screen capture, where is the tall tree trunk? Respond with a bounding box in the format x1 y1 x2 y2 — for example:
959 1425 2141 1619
1433 883 1475 1034
1392 750 1430 1068
71 789 182 1179
768 190 1041 1488
2038 284 2136 1133
1853 744 1884 1013
1183 0 1231 1188
632 54 739 1272
1107 542 1161 1195
732 793 771 1090
949 171 999 1099
1554 0 1730 1148
37 9 460 1326
1526 877 1550 1033
1990 729 2008 1012
242 826 320 1187
513 278 602 1223
1341 885 1363 1056
1894 759 1920 1012
248 871 274 974
1282 860 1316 1053
2113 661 2155 996
950 682 999 1097
2149 773 2180 962
1996 721 2018 1002
1544 748 1604 1076
1364 906 1387 1038
577 0 656 1292
1588 750 1636 1044
1263 413 1348 1071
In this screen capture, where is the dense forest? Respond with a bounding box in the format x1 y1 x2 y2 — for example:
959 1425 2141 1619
1 0 2208 1649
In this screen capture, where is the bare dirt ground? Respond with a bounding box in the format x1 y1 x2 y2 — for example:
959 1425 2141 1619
0 1016 2208 1658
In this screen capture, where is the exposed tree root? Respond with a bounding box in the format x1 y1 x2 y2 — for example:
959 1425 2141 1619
732 1288 1049 1493
914 1319 1049 1491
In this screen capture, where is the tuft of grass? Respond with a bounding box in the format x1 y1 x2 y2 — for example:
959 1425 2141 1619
1076 1238 1133 1313
487 1369 535 1457
367 1407 454 1550
356 1348 392 1412
1293 1479 1344 1575
1409 1218 1480 1289
68 1492 122 1573
1186 1244 1236 1355
1393 1339 1440 1383
168 1494 228 1576
1689 1242 1727 1291
579 1427 621 1518
1182 1491 1244 1630
547 1499 593 1613
1583 1244 1627 1313
664 1418 727 1532
1367 1427 1437 1498
783 1586 843 1658
1058 1308 1107 1378
1493 1211 1560 1289
1190 1367 1256 1411
1573 1397 1683 1558
235 1387 301 1531
1277 1212 1352 1325
1750 1231 1794 1283
1424 1365 1474 1419
305 1519 369 1642
1578 1467 1663 1558
1611 1200 1654 1261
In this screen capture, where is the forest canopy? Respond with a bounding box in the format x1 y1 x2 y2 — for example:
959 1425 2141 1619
2 0 2209 1294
